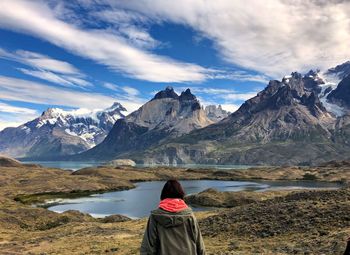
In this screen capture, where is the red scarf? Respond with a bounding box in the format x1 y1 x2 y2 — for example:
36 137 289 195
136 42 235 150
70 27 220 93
159 198 188 212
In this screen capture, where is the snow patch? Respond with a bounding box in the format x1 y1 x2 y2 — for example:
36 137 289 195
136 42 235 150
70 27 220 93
318 73 345 117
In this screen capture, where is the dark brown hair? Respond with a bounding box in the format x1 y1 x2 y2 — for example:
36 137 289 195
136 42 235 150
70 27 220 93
160 180 185 200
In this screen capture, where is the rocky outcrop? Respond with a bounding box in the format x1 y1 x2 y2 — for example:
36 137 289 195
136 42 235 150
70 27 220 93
204 105 230 122
107 159 136 167
0 102 126 159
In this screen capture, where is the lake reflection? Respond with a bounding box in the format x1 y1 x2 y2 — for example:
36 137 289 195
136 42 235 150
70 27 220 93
45 180 341 218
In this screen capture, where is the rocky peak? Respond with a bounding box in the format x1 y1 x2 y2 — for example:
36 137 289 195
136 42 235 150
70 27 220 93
106 102 127 112
205 105 230 122
326 61 350 80
179 88 196 101
327 74 350 109
40 108 63 119
237 72 329 118
179 88 201 111
152 86 179 101
302 70 324 94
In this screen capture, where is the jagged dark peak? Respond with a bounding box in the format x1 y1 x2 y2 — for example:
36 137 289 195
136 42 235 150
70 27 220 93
305 69 320 78
327 73 350 108
291 71 302 79
107 102 127 112
179 88 196 101
326 60 350 79
302 70 324 93
152 86 179 101
236 71 327 117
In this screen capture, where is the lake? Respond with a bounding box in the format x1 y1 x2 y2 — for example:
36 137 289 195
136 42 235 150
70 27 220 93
42 180 341 219
21 160 257 171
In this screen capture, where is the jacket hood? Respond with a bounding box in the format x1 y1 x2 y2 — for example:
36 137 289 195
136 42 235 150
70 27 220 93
151 208 193 228
159 198 188 213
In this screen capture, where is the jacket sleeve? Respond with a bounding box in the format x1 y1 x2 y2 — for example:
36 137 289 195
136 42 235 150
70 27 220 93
140 215 158 255
193 215 206 255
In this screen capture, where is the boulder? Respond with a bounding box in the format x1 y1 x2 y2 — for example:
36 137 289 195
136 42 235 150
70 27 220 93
107 159 136 167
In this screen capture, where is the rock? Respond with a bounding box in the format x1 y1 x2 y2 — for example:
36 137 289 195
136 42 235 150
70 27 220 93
100 214 131 223
205 105 230 122
107 159 136 167
185 188 257 208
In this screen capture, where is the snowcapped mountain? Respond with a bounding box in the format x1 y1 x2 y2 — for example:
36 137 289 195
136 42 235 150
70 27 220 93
0 102 126 159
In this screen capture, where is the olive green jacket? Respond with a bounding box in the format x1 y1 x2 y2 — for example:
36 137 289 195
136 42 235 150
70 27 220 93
140 208 206 255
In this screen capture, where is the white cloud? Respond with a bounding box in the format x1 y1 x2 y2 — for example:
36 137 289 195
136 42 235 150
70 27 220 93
0 48 91 87
0 0 210 83
91 9 161 49
0 102 37 115
0 102 39 131
210 71 269 83
103 82 140 97
121 86 140 96
15 50 80 74
0 120 25 131
225 92 258 101
103 82 119 91
0 75 144 113
115 0 350 78
220 104 240 113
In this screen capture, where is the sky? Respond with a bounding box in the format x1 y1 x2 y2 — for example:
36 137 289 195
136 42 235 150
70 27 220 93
0 0 350 131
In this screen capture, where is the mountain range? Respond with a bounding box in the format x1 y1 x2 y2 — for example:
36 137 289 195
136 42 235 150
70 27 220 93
0 92 229 160
1 61 350 165
74 87 219 160
134 64 350 166
0 103 127 159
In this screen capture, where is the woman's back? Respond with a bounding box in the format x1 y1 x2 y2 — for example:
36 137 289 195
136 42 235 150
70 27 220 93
141 207 205 255
140 180 206 255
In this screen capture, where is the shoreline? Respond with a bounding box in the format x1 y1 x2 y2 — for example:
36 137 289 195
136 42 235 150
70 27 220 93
13 168 347 208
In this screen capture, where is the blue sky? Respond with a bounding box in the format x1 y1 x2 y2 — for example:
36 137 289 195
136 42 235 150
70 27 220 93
0 0 349 130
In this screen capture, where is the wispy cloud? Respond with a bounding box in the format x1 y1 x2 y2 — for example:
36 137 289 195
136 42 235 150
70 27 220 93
0 48 91 88
0 0 210 83
0 102 39 131
103 82 140 97
0 102 38 115
209 71 269 84
0 75 144 113
116 0 350 78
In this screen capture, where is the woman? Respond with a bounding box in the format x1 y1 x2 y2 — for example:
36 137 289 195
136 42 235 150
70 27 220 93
141 180 206 255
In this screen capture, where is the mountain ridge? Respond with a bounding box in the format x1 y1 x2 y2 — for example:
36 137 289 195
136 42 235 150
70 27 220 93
127 67 350 166
0 102 127 159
